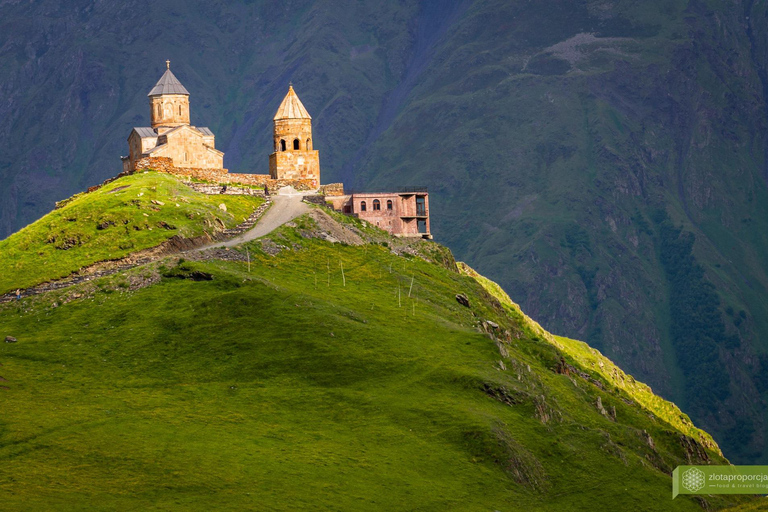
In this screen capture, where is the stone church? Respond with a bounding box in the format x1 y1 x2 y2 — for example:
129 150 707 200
117 62 427 238
121 62 224 173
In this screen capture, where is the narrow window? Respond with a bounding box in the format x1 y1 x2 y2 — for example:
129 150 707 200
156 104 161 118
373 199 381 211
387 200 393 210
306 138 311 150
293 139 300 150
360 201 367 212
280 139 286 152
416 196 426 216
179 105 182 116
184 152 188 162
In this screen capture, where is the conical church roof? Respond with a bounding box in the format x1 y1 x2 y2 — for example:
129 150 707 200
148 63 190 97
274 85 311 120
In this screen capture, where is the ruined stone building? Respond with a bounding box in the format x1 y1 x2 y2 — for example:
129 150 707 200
121 62 224 173
269 85 320 184
331 189 432 239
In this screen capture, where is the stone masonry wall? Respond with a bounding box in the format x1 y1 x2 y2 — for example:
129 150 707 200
182 182 265 196
150 127 223 169
132 157 316 192
319 183 345 196
268 150 320 181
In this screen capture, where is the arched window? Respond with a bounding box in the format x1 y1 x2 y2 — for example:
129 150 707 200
293 139 300 150
306 138 312 150
360 201 367 212
156 104 161 118
387 200 393 210
280 139 286 152
373 199 381 211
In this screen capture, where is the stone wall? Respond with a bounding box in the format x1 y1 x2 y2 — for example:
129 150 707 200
319 183 345 196
132 157 316 192
182 182 265 196
151 126 223 169
273 118 313 152
150 94 190 129
302 194 327 206
268 150 320 182
327 195 351 212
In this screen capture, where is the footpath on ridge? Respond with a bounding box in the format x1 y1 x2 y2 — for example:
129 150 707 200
0 186 316 303
214 186 309 248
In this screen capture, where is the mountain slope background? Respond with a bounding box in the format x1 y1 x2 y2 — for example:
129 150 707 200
1 0 768 462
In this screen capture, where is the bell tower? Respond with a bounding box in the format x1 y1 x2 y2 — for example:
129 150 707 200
269 85 320 184
148 60 190 133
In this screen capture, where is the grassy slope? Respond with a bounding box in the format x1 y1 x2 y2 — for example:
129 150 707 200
723 501 768 512
0 172 263 294
456 262 718 450
0 213 754 511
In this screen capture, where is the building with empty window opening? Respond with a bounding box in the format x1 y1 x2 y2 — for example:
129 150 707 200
331 189 431 239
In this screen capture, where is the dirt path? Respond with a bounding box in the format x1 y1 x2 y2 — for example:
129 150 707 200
212 186 310 248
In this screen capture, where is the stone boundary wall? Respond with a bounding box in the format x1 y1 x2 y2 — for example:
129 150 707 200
302 195 327 206
319 183 345 196
182 182 266 197
221 200 272 238
133 157 316 192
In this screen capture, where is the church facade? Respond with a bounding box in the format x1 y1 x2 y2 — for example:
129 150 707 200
121 61 224 174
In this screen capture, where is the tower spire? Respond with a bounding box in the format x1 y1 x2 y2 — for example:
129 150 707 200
273 85 311 120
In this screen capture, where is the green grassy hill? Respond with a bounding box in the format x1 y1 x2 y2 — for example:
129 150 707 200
0 172 263 294
0 189 757 510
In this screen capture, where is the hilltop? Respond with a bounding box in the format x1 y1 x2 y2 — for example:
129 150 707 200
0 173 264 295
0 173 757 510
